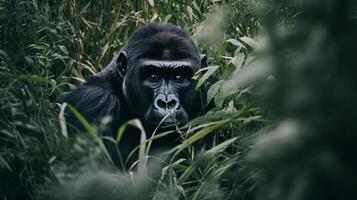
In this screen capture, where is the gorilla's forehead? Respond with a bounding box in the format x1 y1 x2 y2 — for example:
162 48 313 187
128 36 201 65
140 60 195 69
133 58 200 72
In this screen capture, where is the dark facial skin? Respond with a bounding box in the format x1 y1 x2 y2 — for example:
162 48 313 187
123 58 202 132
140 60 194 126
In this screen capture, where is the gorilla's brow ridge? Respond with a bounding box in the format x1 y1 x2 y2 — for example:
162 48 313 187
141 60 193 69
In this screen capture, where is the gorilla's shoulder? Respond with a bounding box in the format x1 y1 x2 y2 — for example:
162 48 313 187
62 75 121 125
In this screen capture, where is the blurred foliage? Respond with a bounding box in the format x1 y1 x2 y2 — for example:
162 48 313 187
1 0 356 200
253 0 357 199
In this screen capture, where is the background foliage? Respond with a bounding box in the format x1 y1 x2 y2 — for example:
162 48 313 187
0 0 356 200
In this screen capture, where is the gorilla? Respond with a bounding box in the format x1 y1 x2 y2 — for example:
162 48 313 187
62 23 211 167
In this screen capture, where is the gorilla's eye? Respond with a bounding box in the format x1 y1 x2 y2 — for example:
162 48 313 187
173 75 184 81
148 74 160 82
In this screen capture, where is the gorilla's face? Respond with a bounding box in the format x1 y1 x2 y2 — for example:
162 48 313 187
139 59 200 129
116 25 206 132
123 58 202 132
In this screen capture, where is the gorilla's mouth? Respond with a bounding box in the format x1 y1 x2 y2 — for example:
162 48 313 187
156 123 178 132
144 108 188 131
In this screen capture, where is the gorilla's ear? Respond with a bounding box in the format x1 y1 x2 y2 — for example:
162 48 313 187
116 51 128 78
200 54 208 68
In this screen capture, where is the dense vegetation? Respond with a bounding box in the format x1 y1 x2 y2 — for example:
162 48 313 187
1 0 356 199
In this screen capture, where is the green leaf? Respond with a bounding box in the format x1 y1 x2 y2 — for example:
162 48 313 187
214 98 224 109
58 103 68 138
148 0 155 7
122 119 147 173
226 38 246 49
173 121 227 158
195 65 219 90
239 36 259 49
0 49 14 69
32 0 38 10
183 111 235 129
209 163 235 181
206 137 238 155
221 63 236 80
79 1 91 15
0 155 13 172
187 6 194 21
207 80 223 103
128 119 147 175
164 15 172 23
99 43 109 64
116 123 129 143
232 53 245 68
17 75 56 89
24 56 35 68
58 45 69 55
66 105 97 141
177 164 196 184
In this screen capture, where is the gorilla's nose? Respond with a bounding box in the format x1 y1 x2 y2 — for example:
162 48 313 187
154 94 180 112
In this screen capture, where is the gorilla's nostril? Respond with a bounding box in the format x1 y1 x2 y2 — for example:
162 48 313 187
167 99 178 109
156 99 166 109
154 94 180 111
